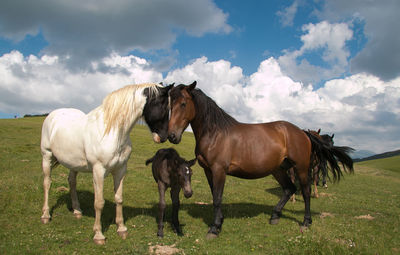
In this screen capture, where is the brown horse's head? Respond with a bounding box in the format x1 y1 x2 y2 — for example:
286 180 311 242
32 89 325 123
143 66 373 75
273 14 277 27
168 81 197 144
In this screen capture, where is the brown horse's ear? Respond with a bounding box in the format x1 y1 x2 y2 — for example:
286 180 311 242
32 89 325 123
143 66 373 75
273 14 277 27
187 158 197 167
317 129 321 134
331 134 334 139
188 81 197 91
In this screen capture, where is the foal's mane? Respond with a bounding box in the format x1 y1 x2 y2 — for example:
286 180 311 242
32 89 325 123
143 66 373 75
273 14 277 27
102 83 161 135
177 86 238 135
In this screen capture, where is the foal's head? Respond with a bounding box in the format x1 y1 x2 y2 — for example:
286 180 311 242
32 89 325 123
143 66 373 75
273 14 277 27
176 158 196 198
168 81 197 144
143 84 173 143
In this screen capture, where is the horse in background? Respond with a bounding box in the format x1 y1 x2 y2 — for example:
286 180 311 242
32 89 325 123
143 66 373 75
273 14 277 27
167 81 354 238
289 129 335 202
40 83 172 244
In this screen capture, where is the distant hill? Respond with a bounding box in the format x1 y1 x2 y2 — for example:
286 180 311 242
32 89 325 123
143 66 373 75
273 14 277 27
353 149 400 162
351 150 375 159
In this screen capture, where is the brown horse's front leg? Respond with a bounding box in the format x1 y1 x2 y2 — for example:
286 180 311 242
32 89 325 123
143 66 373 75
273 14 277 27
206 167 226 239
157 182 167 238
170 186 182 235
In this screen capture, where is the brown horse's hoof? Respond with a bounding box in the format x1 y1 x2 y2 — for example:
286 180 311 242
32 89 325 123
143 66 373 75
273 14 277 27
94 238 106 245
269 218 280 225
118 230 128 240
206 232 218 240
41 217 50 224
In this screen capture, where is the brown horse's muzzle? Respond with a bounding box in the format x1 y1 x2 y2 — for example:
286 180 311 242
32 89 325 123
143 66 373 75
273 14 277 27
168 131 181 144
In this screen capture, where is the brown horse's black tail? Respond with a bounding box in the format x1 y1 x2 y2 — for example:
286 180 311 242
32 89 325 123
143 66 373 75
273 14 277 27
305 131 354 181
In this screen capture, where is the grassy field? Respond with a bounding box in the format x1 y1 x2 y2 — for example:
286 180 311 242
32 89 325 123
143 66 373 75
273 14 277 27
0 117 399 254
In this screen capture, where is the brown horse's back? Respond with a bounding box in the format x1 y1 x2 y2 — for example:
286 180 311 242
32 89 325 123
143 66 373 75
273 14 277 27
225 121 311 179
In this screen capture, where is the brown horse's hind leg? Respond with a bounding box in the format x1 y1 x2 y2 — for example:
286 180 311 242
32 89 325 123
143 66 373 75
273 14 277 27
270 168 297 225
298 168 312 228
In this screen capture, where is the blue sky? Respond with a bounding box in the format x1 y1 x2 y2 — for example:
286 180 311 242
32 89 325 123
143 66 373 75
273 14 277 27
0 0 399 154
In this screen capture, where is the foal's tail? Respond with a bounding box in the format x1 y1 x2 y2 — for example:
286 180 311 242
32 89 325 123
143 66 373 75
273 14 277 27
145 156 155 166
305 131 354 181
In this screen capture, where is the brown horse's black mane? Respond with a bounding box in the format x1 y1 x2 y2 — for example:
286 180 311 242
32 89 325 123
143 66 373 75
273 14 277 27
172 85 238 136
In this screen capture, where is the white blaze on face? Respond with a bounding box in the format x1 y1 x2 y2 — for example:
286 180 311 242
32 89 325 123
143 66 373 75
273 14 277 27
152 132 161 143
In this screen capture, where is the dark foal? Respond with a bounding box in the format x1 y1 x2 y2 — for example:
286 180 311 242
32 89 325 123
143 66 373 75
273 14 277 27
146 148 196 237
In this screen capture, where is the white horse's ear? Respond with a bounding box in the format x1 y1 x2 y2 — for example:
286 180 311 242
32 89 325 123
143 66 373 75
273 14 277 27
188 81 197 91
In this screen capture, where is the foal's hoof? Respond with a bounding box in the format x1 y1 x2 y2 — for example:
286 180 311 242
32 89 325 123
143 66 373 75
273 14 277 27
269 218 280 225
206 232 218 240
94 238 106 245
41 217 50 224
118 230 128 240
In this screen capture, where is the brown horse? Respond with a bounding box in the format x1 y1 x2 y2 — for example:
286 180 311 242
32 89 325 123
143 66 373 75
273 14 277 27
167 81 354 238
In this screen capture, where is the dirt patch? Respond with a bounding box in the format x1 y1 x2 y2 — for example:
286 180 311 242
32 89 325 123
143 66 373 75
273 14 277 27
195 201 210 205
148 244 184 255
318 192 333 197
355 214 374 220
320 212 334 218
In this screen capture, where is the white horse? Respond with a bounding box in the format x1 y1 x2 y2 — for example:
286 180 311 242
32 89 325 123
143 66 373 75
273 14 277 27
40 83 172 245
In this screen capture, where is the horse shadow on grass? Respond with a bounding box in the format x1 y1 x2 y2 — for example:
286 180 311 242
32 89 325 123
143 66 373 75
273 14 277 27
50 189 318 234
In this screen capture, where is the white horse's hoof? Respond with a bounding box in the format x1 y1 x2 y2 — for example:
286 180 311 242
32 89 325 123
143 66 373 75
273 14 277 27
94 238 106 245
118 230 128 240
41 217 50 224
73 211 82 219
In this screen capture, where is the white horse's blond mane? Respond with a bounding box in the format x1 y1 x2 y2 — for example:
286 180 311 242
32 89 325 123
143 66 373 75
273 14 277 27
102 83 161 135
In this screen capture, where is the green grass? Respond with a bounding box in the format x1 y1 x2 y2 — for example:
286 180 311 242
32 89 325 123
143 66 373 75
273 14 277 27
0 117 399 254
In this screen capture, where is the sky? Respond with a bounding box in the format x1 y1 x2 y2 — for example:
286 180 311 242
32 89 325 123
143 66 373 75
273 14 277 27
0 0 399 155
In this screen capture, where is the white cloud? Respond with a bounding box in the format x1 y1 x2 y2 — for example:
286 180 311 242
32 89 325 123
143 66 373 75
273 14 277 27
276 0 299 27
318 0 400 81
0 0 231 69
0 51 162 114
278 21 353 84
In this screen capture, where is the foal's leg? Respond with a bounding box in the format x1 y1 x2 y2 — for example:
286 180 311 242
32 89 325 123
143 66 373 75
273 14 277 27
157 182 167 238
170 186 182 236
206 166 226 239
92 164 106 245
41 152 53 224
113 165 127 239
68 170 82 218
270 169 297 225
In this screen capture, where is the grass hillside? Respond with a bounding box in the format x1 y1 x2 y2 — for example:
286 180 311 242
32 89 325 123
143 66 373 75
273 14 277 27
0 117 399 254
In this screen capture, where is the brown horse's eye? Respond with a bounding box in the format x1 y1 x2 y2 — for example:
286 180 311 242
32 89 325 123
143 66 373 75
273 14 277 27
181 102 186 108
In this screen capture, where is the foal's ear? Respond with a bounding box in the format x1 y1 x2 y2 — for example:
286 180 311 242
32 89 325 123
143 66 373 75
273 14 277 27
187 81 197 91
187 158 197 167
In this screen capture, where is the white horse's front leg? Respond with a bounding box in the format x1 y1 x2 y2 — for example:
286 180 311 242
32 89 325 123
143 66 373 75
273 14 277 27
92 164 106 245
113 165 127 239
68 170 82 218
41 155 52 223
